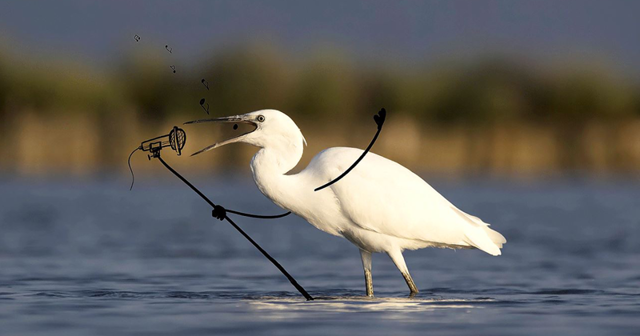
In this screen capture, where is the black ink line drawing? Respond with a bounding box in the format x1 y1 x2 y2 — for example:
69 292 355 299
165 44 172 53
128 126 186 190
134 34 140 42
129 127 310 300
125 39 307 297
314 108 386 191
199 98 209 114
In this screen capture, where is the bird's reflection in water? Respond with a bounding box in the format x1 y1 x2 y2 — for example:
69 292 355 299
247 295 488 319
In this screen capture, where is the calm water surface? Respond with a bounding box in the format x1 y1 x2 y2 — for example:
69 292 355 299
1 176 639 335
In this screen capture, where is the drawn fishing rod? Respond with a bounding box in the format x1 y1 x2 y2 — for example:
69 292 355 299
314 108 386 191
128 126 313 300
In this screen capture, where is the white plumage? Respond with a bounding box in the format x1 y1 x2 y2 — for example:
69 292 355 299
187 109 506 296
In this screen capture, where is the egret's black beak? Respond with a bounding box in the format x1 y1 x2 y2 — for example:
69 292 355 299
184 115 258 156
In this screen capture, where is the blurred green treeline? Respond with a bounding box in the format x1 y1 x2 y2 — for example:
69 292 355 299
1 44 640 177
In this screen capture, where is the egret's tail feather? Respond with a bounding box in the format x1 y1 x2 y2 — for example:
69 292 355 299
485 226 507 248
463 226 503 256
451 206 506 256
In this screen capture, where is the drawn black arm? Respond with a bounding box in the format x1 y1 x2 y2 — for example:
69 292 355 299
314 108 386 192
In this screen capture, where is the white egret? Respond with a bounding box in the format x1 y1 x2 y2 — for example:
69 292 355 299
186 110 506 297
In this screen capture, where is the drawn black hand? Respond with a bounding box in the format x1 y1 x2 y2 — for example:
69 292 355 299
373 108 386 130
212 205 226 220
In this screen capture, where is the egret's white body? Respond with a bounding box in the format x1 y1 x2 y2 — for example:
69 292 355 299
188 109 506 296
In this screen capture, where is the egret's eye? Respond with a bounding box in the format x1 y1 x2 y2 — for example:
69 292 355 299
257 115 265 122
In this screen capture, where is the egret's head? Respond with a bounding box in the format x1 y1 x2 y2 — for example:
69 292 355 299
185 109 306 156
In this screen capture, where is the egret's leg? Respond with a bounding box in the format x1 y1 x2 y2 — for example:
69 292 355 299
360 249 373 297
387 250 419 295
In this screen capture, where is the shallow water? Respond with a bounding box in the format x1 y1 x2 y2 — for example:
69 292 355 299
1 176 639 335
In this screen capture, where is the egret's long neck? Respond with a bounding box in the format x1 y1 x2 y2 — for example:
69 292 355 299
250 137 306 211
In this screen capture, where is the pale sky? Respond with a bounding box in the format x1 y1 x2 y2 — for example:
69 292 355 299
0 0 638 76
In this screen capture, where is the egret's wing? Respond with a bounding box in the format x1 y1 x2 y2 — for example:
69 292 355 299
314 148 504 255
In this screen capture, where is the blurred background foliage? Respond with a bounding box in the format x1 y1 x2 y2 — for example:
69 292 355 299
3 45 638 123
1 41 640 177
